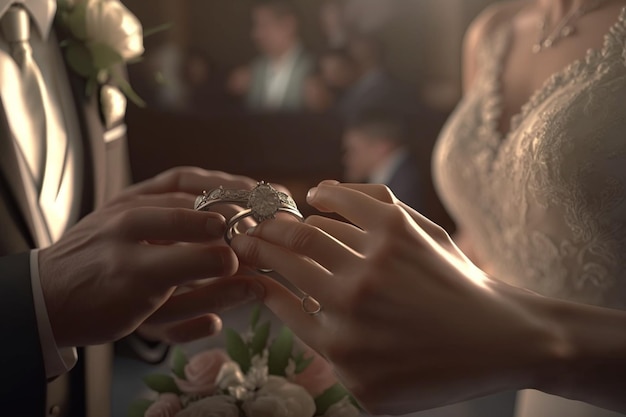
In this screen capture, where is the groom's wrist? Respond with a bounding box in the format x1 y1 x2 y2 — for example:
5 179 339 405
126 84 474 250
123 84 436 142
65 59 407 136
30 250 78 378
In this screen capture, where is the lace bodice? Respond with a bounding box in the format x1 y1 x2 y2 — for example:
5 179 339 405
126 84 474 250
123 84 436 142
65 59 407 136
433 8 626 309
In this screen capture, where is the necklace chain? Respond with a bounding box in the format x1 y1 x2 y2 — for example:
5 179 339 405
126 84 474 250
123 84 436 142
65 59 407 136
533 0 608 53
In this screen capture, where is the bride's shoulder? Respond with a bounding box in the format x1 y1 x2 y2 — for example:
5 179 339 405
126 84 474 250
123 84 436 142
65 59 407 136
462 0 527 90
465 0 525 48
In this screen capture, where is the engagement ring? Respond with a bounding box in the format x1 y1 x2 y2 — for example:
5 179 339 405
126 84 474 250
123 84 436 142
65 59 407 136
195 181 303 244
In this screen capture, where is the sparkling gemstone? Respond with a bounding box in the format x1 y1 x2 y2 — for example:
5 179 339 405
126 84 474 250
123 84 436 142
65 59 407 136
249 184 280 220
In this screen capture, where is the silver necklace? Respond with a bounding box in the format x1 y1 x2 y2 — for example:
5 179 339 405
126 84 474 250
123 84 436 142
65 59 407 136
532 0 608 53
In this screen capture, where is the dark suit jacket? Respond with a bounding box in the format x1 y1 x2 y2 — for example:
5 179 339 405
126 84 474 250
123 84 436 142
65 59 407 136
386 155 423 212
338 71 418 120
0 36 132 415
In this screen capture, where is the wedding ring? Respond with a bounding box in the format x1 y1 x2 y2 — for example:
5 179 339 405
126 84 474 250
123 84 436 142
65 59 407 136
226 206 303 244
301 294 322 316
194 181 304 245
194 181 299 218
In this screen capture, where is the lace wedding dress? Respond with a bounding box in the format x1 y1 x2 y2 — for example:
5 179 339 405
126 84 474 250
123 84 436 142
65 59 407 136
433 6 626 417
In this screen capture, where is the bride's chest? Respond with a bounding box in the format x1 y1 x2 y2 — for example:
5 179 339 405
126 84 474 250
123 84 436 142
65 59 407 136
434 67 626 217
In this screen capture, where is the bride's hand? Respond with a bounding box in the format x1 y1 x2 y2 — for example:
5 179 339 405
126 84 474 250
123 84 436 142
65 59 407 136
231 181 557 414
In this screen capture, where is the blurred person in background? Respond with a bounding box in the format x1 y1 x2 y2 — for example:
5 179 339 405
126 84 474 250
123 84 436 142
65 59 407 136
304 48 358 112
227 0 314 111
319 0 349 48
339 35 417 119
342 108 422 211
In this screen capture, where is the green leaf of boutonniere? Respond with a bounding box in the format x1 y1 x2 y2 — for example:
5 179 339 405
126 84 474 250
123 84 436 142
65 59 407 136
67 2 88 40
142 374 181 394
171 346 188 380
65 41 94 78
225 328 252 373
268 326 294 376
90 43 124 70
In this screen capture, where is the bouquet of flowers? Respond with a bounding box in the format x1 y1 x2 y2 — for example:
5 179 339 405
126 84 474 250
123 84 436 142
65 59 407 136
128 306 360 417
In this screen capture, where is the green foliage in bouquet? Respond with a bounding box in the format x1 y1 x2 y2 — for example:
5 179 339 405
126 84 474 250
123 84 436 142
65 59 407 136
128 305 361 417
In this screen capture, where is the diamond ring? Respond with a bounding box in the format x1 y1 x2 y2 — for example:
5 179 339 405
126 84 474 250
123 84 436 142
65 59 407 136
194 181 303 244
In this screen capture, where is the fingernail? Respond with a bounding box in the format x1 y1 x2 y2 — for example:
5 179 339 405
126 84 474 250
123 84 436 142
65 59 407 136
307 187 318 201
246 226 257 236
321 179 340 186
249 280 265 299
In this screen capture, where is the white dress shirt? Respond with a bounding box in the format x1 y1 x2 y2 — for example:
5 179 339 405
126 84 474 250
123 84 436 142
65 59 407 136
0 0 80 379
261 45 301 108
369 148 409 186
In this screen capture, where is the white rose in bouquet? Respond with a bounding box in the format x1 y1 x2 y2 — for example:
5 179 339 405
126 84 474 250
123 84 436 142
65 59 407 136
216 361 246 391
175 396 238 417
324 396 361 417
85 0 144 60
242 376 315 417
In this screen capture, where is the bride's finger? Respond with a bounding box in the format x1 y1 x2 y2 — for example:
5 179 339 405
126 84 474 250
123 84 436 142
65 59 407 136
254 276 323 349
333 183 397 204
305 215 367 254
318 182 451 242
398 201 452 242
307 184 398 232
230 234 337 303
249 219 361 271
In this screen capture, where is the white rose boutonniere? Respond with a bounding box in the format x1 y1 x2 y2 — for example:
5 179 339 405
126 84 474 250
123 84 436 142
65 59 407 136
57 0 153 126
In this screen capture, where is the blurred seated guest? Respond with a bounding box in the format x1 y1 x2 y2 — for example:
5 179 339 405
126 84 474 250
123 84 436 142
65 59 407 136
179 48 215 110
339 35 417 119
228 0 314 111
304 48 358 112
343 109 422 210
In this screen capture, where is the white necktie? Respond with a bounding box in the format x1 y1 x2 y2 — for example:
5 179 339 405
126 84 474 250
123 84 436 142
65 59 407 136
2 4 73 245
2 4 46 188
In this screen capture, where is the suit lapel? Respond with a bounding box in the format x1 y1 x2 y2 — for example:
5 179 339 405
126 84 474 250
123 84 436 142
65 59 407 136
61 49 107 214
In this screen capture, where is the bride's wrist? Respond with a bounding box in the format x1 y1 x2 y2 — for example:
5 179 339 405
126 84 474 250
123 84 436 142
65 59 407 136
487 282 572 393
531 297 626 409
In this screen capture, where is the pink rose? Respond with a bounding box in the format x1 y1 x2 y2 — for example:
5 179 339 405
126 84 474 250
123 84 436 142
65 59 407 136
174 349 230 396
144 393 181 417
290 349 337 397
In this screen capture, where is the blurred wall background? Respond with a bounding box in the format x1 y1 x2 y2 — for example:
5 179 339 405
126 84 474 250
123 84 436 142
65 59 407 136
120 0 503 230
125 0 500 110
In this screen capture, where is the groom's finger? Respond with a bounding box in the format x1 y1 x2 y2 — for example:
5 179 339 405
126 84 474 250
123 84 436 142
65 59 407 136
144 277 263 325
115 167 255 202
254 276 323 350
139 314 222 344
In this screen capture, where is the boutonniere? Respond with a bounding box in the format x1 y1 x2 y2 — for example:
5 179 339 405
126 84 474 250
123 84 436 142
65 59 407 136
56 0 145 128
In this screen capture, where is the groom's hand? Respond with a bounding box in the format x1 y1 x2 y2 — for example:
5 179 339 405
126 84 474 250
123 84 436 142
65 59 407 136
38 167 263 348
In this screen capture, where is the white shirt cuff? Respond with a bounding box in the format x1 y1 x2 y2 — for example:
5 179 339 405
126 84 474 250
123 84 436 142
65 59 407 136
30 249 77 379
